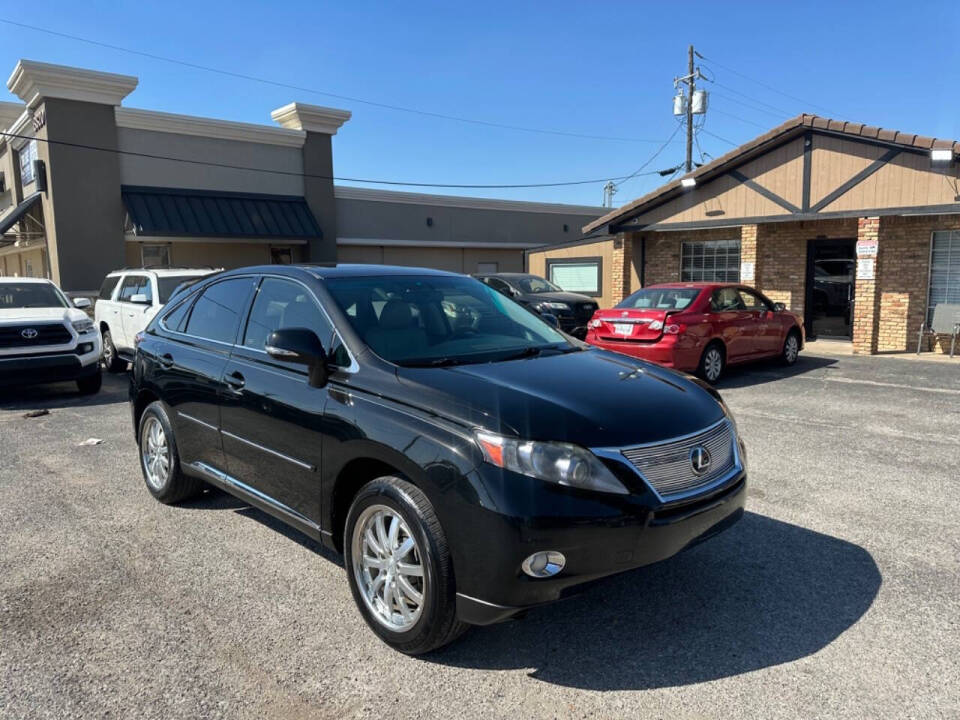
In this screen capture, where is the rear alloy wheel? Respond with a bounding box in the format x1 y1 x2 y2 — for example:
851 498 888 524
698 344 725 383
137 401 203 504
344 476 468 654
102 329 126 373
782 331 801 366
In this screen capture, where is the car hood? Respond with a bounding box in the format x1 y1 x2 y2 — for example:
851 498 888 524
520 291 596 306
395 348 725 448
0 307 82 324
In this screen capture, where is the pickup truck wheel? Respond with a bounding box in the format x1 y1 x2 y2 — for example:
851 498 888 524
344 476 468 655
101 329 126 373
138 401 203 504
76 369 102 395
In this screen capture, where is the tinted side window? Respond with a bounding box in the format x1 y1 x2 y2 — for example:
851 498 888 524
738 289 770 311
487 278 511 294
242 277 333 351
137 277 154 304
711 287 743 312
184 277 255 344
118 276 142 301
98 276 120 300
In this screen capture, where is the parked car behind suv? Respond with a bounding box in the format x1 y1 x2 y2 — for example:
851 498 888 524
0 277 102 394
475 272 598 338
130 265 746 654
95 267 215 371
586 283 804 382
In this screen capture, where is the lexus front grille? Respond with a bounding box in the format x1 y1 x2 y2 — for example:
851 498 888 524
620 420 738 500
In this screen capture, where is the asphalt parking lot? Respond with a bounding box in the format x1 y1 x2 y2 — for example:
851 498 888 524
1 352 958 719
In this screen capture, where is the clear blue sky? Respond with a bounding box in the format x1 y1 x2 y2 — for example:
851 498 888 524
2 1 958 207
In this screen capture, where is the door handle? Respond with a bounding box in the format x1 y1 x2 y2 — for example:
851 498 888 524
159 353 174 369
224 371 246 390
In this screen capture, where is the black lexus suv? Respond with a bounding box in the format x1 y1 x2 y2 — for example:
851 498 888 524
474 272 598 338
130 264 746 654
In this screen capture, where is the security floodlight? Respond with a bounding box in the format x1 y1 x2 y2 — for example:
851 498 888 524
931 149 954 162
681 177 696 188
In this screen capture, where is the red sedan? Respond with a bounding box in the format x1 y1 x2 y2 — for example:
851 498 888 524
585 283 805 382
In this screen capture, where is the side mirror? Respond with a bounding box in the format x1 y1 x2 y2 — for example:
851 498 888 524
540 312 560 329
130 293 150 305
72 297 91 309
266 328 329 387
772 302 786 312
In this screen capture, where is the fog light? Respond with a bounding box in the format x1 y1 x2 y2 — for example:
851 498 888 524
79 343 93 354
521 551 565 578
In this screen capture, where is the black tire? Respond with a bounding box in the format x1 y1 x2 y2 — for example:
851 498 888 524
76 369 102 395
781 329 801 366
697 342 726 384
137 401 203 504
102 329 126 373
344 476 468 655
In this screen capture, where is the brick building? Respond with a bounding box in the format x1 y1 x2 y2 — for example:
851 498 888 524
527 115 960 354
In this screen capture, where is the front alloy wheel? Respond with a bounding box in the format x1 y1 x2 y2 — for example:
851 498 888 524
352 505 425 632
783 332 800 365
343 476 468 654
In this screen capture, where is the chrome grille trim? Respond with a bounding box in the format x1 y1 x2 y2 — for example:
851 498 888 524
594 419 742 503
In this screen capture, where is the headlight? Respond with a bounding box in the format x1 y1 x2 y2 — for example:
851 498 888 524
540 302 570 311
474 430 629 494
71 318 94 334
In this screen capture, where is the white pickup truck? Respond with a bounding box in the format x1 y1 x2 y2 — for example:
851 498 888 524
0 277 103 394
94 267 215 371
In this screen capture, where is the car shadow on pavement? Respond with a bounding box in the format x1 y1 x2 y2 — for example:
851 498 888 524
428 511 880 690
0 371 129 411
714 354 838 389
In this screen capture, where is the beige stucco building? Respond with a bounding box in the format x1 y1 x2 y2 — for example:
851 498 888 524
0 60 604 292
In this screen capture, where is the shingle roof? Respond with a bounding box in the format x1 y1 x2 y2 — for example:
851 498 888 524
583 114 960 234
122 186 322 239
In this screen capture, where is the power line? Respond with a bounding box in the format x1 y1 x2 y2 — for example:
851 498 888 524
699 127 739 147
617 122 684 185
0 18 683 146
0 129 668 189
710 90 791 120
707 107 771 130
697 52 840 116
709 80 795 117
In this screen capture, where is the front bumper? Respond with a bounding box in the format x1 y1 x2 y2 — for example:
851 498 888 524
0 338 101 388
450 460 747 625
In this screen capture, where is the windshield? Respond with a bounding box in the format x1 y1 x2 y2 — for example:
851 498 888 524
512 275 562 294
157 275 204 304
324 275 573 366
618 287 702 310
0 282 69 309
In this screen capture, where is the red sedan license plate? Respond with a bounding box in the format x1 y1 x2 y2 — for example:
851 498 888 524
613 323 633 335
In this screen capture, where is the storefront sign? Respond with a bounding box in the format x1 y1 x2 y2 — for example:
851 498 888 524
856 238 878 257
740 261 755 282
856 258 876 280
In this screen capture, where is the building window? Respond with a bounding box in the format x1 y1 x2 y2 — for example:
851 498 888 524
681 239 740 282
476 262 498 274
929 230 960 323
271 247 293 265
18 141 37 185
142 244 171 268
546 257 602 297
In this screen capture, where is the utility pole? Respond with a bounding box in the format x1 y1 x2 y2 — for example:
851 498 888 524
685 44 695 173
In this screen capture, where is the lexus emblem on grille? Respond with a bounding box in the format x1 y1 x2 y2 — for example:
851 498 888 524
689 446 712 475
20 328 38 340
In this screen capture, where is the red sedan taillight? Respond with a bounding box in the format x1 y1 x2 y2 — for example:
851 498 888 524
664 322 687 335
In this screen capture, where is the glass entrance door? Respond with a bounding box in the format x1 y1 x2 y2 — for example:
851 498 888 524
807 239 855 339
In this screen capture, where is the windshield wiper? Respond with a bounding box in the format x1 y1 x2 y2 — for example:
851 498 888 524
499 346 546 361
402 356 468 368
